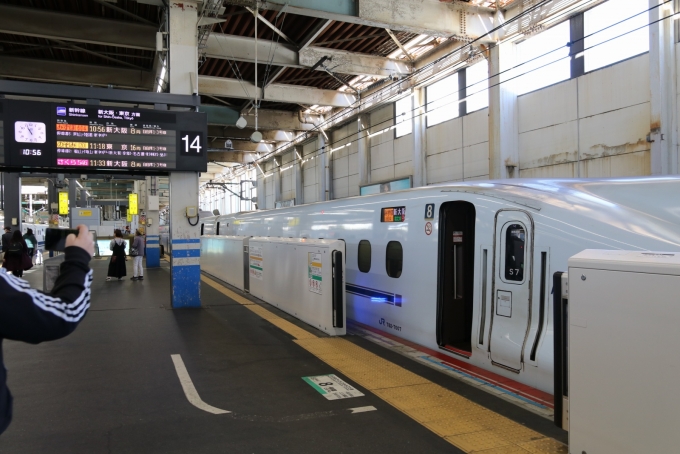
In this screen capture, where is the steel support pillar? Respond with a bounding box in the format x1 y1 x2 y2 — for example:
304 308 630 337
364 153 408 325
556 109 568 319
357 114 370 186
169 0 201 308
145 176 161 268
649 0 678 175
317 133 329 201
488 41 519 179
2 173 21 231
412 89 427 187
294 146 304 205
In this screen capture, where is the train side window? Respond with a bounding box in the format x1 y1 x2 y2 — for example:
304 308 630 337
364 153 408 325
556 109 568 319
504 224 525 282
216 222 220 235
386 241 403 278
358 240 371 273
201 224 204 235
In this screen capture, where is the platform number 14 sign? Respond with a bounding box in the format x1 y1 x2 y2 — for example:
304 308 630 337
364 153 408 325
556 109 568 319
180 132 203 156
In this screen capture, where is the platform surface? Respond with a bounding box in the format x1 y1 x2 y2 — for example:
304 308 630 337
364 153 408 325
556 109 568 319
0 259 567 453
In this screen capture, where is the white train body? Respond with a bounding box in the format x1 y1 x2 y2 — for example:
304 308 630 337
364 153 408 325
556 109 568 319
201 177 680 394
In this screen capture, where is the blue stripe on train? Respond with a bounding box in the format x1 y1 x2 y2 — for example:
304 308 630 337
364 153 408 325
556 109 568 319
346 283 402 307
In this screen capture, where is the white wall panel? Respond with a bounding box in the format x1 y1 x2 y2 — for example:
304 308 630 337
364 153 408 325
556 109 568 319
519 121 579 170
463 142 489 179
579 102 650 160
463 108 489 146
371 140 394 170
427 148 463 184
582 150 651 178
333 154 349 179
520 162 576 178
348 174 360 196
394 136 412 164
333 176 349 199
519 79 577 133
371 165 395 182
395 161 413 179
578 53 650 118
426 117 463 156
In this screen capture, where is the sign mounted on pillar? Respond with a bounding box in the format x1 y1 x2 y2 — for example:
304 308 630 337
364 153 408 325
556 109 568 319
128 193 138 215
0 99 208 173
58 192 69 215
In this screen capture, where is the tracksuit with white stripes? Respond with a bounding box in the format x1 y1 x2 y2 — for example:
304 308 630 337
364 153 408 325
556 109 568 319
0 246 93 435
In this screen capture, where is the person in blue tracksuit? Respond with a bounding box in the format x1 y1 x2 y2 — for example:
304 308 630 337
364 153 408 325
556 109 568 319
0 225 94 435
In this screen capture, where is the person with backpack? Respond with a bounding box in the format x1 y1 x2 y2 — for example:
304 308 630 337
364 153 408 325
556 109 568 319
23 229 37 265
3 231 29 277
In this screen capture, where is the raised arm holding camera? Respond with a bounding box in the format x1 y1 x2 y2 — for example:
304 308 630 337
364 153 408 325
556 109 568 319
0 224 94 435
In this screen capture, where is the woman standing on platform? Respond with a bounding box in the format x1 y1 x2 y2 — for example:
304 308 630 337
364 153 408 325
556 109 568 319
23 228 37 265
130 229 145 281
106 229 127 281
3 231 29 277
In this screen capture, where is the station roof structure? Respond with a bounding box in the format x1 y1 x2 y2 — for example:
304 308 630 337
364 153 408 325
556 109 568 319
0 0 573 183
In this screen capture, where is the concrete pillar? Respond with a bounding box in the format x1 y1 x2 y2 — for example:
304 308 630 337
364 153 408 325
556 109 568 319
273 156 282 205
357 114 371 186
68 181 77 221
256 171 265 209
145 176 161 268
317 133 329 201
412 89 427 187
168 0 201 308
294 146 304 205
488 41 519 179
79 189 88 208
2 173 21 231
649 0 678 175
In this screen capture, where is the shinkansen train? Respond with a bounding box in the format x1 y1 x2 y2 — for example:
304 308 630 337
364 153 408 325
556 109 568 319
201 177 680 393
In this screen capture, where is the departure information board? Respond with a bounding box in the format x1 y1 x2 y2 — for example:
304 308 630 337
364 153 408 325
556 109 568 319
0 99 207 173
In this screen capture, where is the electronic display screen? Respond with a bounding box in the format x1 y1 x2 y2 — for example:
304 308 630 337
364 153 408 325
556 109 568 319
0 99 207 173
381 206 406 222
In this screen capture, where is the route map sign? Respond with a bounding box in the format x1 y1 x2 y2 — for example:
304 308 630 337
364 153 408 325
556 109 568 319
0 99 207 173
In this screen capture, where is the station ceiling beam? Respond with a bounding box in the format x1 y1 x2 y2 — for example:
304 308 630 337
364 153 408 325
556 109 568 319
205 34 411 77
225 0 494 39
0 56 154 90
207 151 257 163
0 4 156 50
207 126 297 142
198 76 357 107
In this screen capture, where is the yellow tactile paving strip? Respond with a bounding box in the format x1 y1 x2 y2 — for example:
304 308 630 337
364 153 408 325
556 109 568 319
200 275 567 454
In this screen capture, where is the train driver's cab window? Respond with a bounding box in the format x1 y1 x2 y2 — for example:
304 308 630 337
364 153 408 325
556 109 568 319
386 241 403 278
358 240 371 273
504 224 525 282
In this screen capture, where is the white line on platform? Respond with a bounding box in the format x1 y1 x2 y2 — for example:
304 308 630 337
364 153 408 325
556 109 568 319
170 354 231 415
348 406 377 414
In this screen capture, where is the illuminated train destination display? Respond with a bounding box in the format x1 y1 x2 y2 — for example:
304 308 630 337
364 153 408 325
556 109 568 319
0 99 207 173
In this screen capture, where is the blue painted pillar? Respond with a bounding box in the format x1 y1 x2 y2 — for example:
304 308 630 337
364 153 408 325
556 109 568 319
168 1 201 308
146 235 160 267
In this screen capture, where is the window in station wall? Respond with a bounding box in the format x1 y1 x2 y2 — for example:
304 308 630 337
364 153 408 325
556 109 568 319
515 21 570 96
395 95 413 138
426 72 459 127
465 61 489 113
584 0 649 73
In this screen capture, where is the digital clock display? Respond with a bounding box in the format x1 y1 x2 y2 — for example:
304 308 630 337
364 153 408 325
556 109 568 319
1 100 207 173
381 206 406 223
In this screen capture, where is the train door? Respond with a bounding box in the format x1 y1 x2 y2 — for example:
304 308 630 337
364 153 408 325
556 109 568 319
243 237 250 293
489 210 533 372
437 201 476 356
